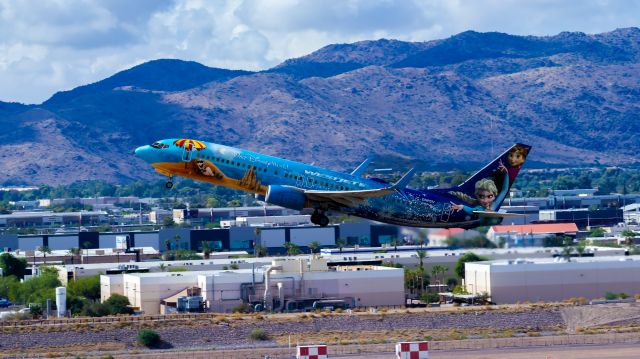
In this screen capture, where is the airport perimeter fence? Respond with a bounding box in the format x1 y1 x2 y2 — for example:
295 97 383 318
0 313 221 327
0 306 410 328
45 332 640 359
3 332 640 359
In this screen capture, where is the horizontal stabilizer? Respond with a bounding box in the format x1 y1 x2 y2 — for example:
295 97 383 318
391 167 416 190
472 211 526 218
351 158 372 177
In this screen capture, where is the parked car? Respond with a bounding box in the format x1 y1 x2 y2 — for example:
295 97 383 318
0 299 12 308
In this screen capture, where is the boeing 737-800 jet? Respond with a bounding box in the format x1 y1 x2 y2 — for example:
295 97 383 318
135 139 530 228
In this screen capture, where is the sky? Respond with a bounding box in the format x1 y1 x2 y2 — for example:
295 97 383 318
0 0 638 104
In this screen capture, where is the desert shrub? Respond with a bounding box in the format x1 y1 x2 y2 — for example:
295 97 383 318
420 292 440 303
619 292 630 299
232 303 252 313
137 328 160 347
82 302 111 317
104 294 134 315
604 291 619 300
249 328 269 341
29 304 43 318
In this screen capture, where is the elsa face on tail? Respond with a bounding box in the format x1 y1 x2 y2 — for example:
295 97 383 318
475 178 498 210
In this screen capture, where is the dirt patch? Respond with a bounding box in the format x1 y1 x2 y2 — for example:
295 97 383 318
561 303 640 333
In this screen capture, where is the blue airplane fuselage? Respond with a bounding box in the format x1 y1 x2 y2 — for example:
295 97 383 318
135 138 528 228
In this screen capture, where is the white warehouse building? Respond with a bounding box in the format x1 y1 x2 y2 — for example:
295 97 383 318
101 258 405 315
465 256 640 303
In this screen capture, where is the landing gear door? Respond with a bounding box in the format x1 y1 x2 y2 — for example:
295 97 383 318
182 148 192 162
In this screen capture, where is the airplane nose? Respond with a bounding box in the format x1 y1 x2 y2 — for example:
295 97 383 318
134 145 152 162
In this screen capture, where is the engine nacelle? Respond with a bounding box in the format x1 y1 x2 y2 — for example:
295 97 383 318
265 185 307 210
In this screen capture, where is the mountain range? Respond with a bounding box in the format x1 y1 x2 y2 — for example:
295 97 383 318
1 28 640 185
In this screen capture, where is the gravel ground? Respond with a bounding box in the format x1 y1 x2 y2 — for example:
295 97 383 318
0 308 564 352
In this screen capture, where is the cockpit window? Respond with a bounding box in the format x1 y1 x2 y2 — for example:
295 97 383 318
151 142 169 149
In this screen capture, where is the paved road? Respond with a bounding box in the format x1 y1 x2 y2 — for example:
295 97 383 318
332 343 640 359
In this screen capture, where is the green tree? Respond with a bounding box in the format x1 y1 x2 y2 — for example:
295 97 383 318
431 265 448 286
454 252 489 279
68 247 81 265
172 235 182 250
562 237 575 262
308 241 321 254
575 240 587 257
201 241 212 259
104 294 134 315
205 197 219 208
622 230 638 246
0 253 27 279
589 227 606 237
29 303 43 318
335 238 346 254
0 275 19 301
67 295 90 316
405 267 429 295
67 274 101 302
254 244 267 258
82 241 92 263
15 267 61 306
420 292 440 304
416 230 428 248
284 242 300 256
162 217 175 227
416 250 427 270
37 246 52 265
543 235 565 247
390 238 400 252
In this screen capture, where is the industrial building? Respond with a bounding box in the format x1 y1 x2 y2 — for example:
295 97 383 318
101 258 405 314
486 223 579 247
57 253 258 285
465 256 640 303
623 203 640 225
503 190 639 211
538 208 623 229
0 219 400 256
0 230 159 252
0 211 108 228
171 206 298 225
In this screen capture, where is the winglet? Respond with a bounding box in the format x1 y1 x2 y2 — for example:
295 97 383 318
351 158 372 177
391 167 416 190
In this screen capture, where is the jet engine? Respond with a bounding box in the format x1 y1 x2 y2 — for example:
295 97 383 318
265 185 308 210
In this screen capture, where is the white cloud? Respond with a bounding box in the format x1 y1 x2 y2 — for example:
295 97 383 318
0 0 638 104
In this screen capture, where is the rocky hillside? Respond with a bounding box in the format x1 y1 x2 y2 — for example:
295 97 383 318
1 28 640 185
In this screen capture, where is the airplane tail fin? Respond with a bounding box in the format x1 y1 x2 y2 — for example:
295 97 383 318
448 143 531 210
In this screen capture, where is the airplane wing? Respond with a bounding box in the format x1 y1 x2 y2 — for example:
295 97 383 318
305 188 394 207
305 167 417 207
472 211 526 218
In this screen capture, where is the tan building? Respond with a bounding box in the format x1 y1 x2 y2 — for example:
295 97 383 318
102 258 405 314
465 256 640 303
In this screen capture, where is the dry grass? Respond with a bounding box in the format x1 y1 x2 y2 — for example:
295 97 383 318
269 325 565 347
0 342 124 357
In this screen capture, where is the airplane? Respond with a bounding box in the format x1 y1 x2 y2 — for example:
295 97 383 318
135 139 531 228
